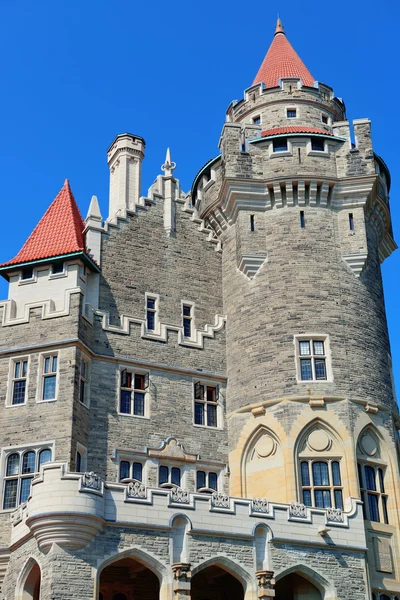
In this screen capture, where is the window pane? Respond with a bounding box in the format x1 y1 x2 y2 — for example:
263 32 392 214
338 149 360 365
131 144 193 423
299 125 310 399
207 404 217 427
44 357 51 373
332 462 341 486
134 374 145 390
159 466 169 485
183 319 191 337
22 451 36 474
120 390 131 414
303 489 312 506
365 466 376 491
171 468 181 486
312 462 329 486
206 387 216 402
299 341 311 356
147 311 155 331
52 356 58 372
133 463 142 481
314 358 327 380
76 451 82 472
322 490 332 508
133 392 145 416
208 472 218 491
20 478 33 503
195 403 204 425
38 449 51 468
12 380 26 405
79 380 86 404
147 298 155 310
15 361 21 378
313 341 325 355
378 468 385 493
120 461 130 481
311 138 325 151
3 479 18 509
300 359 312 380
81 360 87 379
22 361 28 376
43 375 56 400
197 471 206 490
334 490 343 509
314 490 324 508
360 491 367 520
183 306 191 317
382 496 389 525
6 454 20 476
368 493 380 522
273 138 288 152
301 462 310 486
357 462 363 488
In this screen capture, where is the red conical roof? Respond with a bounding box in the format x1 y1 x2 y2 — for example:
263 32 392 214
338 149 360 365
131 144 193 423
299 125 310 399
252 19 315 89
0 180 86 268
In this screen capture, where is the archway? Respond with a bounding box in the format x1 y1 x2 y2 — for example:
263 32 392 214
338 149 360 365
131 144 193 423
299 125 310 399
275 572 322 600
99 556 160 600
191 565 244 600
20 560 41 600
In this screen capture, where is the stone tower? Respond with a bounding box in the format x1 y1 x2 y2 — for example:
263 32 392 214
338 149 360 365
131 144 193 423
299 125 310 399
0 18 397 600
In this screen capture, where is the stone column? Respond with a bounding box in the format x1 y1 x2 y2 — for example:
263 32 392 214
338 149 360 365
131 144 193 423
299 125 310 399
172 563 191 600
256 570 275 598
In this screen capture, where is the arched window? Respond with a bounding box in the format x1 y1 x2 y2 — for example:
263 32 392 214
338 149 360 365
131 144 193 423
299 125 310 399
357 429 389 524
297 425 344 509
3 447 52 509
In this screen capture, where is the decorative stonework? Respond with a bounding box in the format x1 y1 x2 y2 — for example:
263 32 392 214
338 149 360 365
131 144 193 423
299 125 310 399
373 537 393 573
238 254 268 279
256 570 275 598
172 563 191 600
252 498 269 513
326 507 344 523
170 487 190 504
359 433 378 457
289 502 307 518
82 471 102 491
211 491 230 508
342 253 368 277
126 481 146 498
307 429 331 452
148 437 198 463
254 436 276 459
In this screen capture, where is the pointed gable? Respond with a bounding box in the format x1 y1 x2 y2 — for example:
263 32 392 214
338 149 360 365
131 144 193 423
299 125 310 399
0 180 86 268
252 19 315 89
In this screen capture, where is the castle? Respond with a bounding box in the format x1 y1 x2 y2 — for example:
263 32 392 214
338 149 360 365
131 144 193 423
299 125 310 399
0 18 398 600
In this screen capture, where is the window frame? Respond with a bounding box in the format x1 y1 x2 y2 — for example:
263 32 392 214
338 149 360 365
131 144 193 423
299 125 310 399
36 352 59 403
269 137 292 158
193 380 222 429
307 137 328 156
358 460 389 524
118 366 150 419
144 293 161 336
252 115 261 125
181 301 195 340
1 443 54 511
75 443 87 473
196 469 219 493
79 354 90 407
118 459 144 483
299 458 344 510
158 464 182 488
294 335 332 383
6 356 30 407
286 107 297 119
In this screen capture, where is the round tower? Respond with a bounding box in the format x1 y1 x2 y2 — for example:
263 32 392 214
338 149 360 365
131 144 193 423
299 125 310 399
192 22 399 581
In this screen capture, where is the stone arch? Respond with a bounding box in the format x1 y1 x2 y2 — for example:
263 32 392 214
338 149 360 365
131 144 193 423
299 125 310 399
191 555 254 600
240 424 284 499
170 513 191 564
293 417 350 509
275 563 336 599
15 557 42 600
96 547 170 600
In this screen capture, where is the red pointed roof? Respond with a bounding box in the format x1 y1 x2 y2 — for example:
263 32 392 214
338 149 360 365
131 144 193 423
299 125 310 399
253 19 315 89
0 180 86 268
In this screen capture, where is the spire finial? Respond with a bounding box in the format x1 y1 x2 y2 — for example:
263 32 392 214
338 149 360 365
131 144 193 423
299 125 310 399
161 147 176 177
275 17 284 35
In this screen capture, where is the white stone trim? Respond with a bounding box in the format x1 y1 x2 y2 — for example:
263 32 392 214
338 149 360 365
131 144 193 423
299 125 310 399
5 355 31 408
117 364 151 419
76 443 88 473
35 351 60 404
268 138 293 158
0 287 82 326
293 334 333 383
343 253 368 277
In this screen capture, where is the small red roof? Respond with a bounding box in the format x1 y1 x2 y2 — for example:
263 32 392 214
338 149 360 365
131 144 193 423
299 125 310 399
0 180 86 268
253 19 315 89
261 126 333 137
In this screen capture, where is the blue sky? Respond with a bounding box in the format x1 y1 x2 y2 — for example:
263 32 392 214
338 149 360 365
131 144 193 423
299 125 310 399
0 0 399 391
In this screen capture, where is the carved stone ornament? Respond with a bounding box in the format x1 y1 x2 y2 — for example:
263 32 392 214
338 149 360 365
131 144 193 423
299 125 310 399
211 491 230 508
148 437 198 463
256 570 276 598
326 507 344 522
252 498 269 513
172 563 191 581
170 487 189 503
127 481 146 499
289 502 307 518
82 471 101 490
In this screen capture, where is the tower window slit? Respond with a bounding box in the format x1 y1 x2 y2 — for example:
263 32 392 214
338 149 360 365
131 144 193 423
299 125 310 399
349 213 354 231
300 211 305 229
250 215 255 232
298 147 301 163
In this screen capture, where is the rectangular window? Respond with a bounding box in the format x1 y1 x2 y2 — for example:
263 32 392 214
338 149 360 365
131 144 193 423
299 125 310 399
76 444 87 473
119 370 149 417
119 460 143 482
52 262 64 274
300 460 343 509
196 470 218 492
322 114 328 124
359 463 388 523
183 305 192 338
194 382 219 428
21 267 33 280
41 355 58 401
311 138 325 152
300 211 305 229
349 213 354 231
159 466 181 487
11 359 28 405
252 116 261 125
146 297 157 331
79 357 89 406
273 138 288 153
2 447 52 509
296 338 328 382
287 109 297 118
250 215 255 232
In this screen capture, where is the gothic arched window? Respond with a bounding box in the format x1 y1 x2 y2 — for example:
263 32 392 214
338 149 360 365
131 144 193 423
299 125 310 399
357 430 389 524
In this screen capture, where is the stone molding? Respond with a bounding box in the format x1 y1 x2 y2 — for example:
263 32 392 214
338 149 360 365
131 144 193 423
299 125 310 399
0 287 82 326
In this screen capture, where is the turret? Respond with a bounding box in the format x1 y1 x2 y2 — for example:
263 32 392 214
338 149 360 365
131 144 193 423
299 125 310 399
107 133 145 219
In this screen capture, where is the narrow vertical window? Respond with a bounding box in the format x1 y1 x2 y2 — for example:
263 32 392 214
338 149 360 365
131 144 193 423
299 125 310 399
42 355 58 401
300 211 305 228
250 215 255 232
194 382 219 427
297 338 327 381
183 305 192 338
79 357 89 406
12 359 28 405
146 297 157 331
76 451 82 473
349 213 354 231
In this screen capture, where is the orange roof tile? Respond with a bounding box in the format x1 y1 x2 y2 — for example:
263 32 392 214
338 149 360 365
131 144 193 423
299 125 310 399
261 126 333 137
253 19 315 89
0 180 86 268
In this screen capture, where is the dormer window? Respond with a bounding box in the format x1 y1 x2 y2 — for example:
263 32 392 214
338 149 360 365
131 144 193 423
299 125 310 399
287 109 297 118
21 267 33 280
273 138 288 152
311 138 325 152
252 115 261 125
52 261 64 274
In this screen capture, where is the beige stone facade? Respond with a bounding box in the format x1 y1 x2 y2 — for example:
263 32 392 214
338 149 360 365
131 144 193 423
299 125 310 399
0 21 398 600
